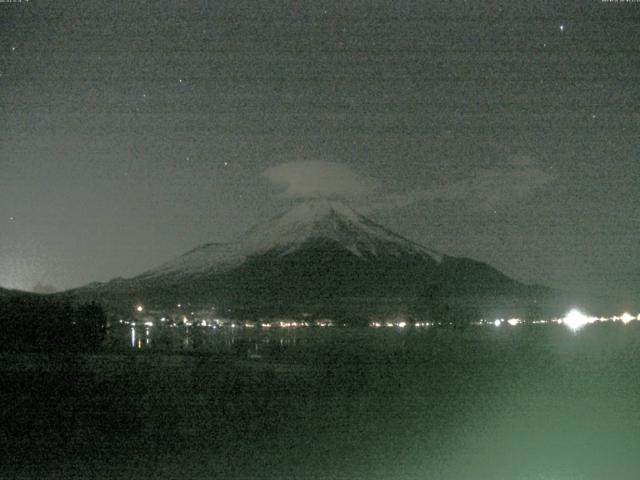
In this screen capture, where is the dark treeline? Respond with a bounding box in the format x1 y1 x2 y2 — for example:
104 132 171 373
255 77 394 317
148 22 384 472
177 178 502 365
0 296 106 352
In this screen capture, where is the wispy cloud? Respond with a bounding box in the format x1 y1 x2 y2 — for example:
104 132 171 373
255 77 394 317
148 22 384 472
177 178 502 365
263 160 379 199
365 158 556 213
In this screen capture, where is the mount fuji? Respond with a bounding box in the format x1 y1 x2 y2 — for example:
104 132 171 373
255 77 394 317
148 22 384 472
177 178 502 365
67 199 550 319
141 199 444 280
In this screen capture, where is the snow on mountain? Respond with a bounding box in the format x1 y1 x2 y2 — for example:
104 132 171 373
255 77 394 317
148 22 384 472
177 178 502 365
246 199 442 260
138 199 443 280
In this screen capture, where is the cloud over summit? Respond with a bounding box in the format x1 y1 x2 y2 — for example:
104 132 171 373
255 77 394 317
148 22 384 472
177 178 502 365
263 161 379 199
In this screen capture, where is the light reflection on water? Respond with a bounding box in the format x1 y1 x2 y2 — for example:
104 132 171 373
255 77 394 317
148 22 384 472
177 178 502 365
120 323 316 355
107 322 640 479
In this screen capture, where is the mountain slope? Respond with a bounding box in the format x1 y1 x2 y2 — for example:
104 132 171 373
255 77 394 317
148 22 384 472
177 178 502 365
67 199 549 316
0 286 42 300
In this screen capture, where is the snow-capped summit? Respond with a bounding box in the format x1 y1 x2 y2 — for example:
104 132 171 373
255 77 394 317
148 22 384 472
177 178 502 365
138 198 442 280
244 198 442 260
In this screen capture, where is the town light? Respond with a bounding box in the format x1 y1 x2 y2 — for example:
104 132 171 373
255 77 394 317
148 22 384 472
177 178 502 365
563 309 589 331
621 312 634 324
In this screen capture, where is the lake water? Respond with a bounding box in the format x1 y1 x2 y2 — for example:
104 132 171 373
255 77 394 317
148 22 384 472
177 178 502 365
3 322 640 479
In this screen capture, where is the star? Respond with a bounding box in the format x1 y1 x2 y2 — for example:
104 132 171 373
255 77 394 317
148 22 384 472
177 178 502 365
223 161 229 166
9 216 15 221
179 79 184 84
559 24 565 32
11 46 16 52
591 114 597 119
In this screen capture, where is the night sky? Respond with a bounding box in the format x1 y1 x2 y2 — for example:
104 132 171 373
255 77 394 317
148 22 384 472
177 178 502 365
1 0 639 299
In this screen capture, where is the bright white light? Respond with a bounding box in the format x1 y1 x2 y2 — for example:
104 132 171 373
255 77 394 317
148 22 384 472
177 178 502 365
136 305 143 312
144 321 153 327
397 322 407 328
563 309 589 331
621 312 634 324
507 318 520 326
560 24 565 32
494 319 502 327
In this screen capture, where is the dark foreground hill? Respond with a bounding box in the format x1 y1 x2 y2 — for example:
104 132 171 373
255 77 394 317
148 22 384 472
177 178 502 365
0 289 106 352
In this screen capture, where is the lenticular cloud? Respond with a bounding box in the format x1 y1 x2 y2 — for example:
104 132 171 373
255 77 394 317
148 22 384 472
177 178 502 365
263 160 379 199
